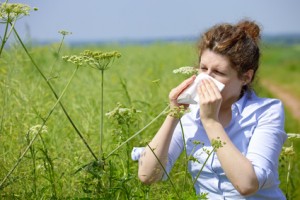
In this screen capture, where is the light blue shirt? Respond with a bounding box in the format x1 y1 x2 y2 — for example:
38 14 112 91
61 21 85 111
165 91 287 199
131 91 287 199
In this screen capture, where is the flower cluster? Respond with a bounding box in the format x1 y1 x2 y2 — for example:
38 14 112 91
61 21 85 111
166 105 189 118
0 2 34 22
281 146 295 157
106 102 141 126
58 30 72 36
26 124 48 138
62 50 121 70
62 55 85 66
211 137 226 151
82 50 121 70
173 66 198 76
287 133 300 139
279 145 295 169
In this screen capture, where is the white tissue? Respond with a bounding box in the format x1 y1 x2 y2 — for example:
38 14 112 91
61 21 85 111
177 73 225 104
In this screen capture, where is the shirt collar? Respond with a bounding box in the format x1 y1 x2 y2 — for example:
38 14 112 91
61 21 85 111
232 90 254 115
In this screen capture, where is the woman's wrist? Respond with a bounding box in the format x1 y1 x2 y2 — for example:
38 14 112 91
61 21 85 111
201 118 221 130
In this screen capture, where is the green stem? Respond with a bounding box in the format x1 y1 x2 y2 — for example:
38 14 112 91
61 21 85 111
286 156 291 200
56 35 65 58
0 66 79 189
26 131 37 197
0 72 8 133
0 17 17 57
192 147 216 186
126 124 130 175
147 143 181 199
0 26 8 56
285 142 293 200
49 35 65 75
145 188 149 200
120 78 132 105
179 119 189 188
100 70 104 158
11 25 98 161
105 105 169 159
0 20 10 57
37 128 57 197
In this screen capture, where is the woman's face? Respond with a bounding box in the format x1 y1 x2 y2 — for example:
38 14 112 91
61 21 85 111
198 49 245 107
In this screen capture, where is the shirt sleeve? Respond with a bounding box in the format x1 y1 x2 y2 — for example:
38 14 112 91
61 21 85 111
162 121 185 180
131 119 185 180
246 99 287 189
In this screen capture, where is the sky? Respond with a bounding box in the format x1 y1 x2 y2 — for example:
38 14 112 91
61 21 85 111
5 0 300 43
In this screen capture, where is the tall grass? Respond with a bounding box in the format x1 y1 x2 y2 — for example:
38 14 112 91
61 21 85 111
1 40 299 199
1 3 300 197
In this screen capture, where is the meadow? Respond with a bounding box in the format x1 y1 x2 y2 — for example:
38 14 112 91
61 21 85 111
0 39 299 199
1 3 300 199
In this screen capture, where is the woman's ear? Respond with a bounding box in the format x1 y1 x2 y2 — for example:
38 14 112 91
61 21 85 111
242 69 254 85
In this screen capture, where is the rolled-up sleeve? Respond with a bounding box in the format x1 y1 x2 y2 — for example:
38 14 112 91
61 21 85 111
162 122 184 180
246 100 287 189
131 121 185 180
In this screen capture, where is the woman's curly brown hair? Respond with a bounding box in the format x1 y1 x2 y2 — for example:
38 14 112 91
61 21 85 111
197 20 261 92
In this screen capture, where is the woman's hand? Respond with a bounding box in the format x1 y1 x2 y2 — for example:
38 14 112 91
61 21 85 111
198 78 222 122
169 75 196 108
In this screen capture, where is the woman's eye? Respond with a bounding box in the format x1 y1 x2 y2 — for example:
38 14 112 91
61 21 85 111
215 71 225 75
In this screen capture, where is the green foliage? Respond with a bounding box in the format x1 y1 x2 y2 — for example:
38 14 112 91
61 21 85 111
1 22 300 199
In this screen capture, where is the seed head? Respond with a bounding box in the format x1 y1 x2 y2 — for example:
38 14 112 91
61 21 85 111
189 156 200 163
81 50 121 71
0 3 33 22
62 55 85 66
62 50 121 70
192 140 203 146
58 30 72 36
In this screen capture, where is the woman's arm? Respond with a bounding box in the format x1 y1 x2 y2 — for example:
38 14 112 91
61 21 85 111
138 75 196 184
202 121 259 196
246 99 286 189
138 115 179 184
198 78 259 196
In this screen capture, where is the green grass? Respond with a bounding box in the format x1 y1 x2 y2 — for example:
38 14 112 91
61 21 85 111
260 43 300 99
0 41 300 199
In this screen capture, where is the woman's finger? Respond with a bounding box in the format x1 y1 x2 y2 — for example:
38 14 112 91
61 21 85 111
206 78 222 98
169 75 196 100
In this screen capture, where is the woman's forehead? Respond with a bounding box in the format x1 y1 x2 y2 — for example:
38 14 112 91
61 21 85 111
200 50 231 69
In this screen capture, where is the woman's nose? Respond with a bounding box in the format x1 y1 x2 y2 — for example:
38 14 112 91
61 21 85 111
205 71 217 79
204 70 212 77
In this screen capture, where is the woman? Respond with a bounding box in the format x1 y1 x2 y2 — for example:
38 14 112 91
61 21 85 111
135 20 287 199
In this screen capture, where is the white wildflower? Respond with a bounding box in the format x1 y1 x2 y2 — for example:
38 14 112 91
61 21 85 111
173 66 198 75
28 124 48 135
282 146 295 156
287 133 300 139
0 3 32 22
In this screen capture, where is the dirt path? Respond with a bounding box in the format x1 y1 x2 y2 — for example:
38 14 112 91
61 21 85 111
261 80 300 121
